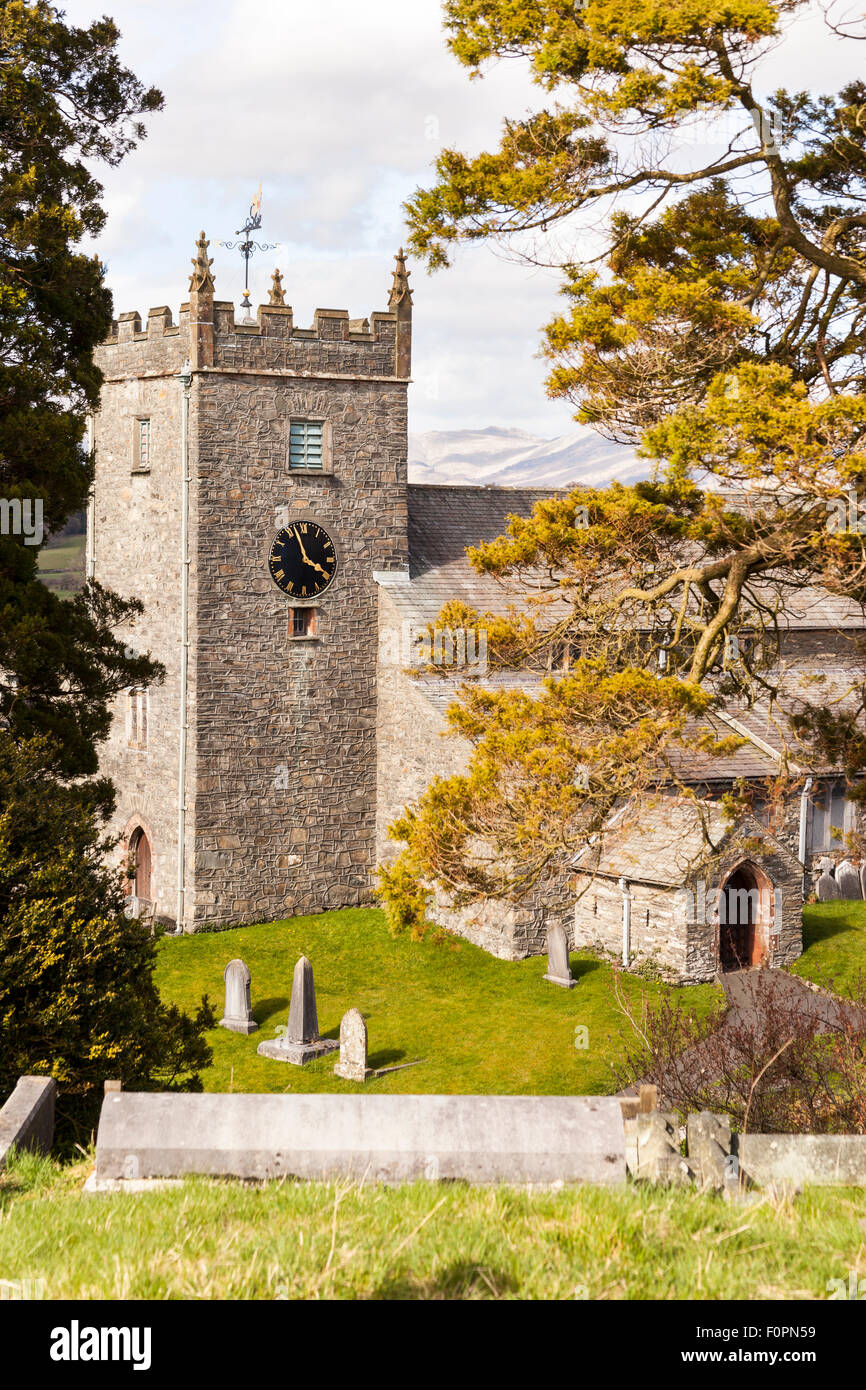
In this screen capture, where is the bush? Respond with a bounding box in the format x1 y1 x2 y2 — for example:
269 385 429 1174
611 966 866 1134
0 735 214 1143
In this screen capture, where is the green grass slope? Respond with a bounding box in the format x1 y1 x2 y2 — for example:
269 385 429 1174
154 908 721 1096
0 1151 863 1300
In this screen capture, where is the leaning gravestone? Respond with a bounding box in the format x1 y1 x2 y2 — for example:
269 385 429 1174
257 955 338 1065
334 1008 371 1083
836 860 862 900
817 870 841 901
219 959 258 1035
543 923 576 989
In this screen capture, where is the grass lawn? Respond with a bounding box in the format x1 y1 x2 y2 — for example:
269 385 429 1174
37 532 85 599
154 908 722 1097
792 900 866 993
1 1150 863 1300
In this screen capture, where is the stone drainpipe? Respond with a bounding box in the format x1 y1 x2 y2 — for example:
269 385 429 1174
175 360 192 934
618 876 631 967
798 775 813 900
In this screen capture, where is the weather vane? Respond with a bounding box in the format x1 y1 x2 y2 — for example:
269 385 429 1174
218 184 280 309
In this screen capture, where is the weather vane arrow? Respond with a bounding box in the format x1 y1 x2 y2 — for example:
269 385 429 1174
217 183 279 309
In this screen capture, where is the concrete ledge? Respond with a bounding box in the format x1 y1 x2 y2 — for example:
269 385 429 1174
0 1077 57 1170
737 1134 866 1187
95 1093 626 1186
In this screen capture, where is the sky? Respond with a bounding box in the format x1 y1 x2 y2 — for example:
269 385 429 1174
60 0 865 436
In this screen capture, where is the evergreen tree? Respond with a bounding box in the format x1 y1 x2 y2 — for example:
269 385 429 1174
0 1 164 779
380 1 866 932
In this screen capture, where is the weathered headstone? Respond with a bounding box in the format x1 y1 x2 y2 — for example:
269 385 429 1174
687 1111 732 1190
630 1110 692 1185
256 956 338 1065
861 864 866 901
836 860 862 901
543 923 576 989
219 958 258 1035
334 1008 371 1083
817 870 840 901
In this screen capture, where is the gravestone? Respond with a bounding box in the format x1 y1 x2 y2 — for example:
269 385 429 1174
861 864 866 900
836 860 862 900
543 923 575 988
219 958 258 1035
817 870 840 901
687 1111 732 1190
334 1008 371 1083
257 956 338 1065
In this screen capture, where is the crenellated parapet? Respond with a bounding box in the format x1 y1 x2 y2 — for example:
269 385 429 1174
96 235 412 382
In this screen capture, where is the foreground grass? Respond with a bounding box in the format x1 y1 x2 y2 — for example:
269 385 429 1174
793 900 866 994
1 1151 863 1300
154 908 721 1097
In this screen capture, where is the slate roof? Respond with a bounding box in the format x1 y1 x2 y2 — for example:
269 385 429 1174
393 484 863 783
396 484 560 625
401 484 866 630
572 798 799 887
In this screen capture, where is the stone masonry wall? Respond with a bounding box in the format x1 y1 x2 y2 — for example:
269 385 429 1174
90 343 193 921
375 590 572 959
192 362 408 924
93 276 409 928
574 835 803 984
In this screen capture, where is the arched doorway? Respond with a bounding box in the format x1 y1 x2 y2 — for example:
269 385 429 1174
717 861 771 971
128 826 152 902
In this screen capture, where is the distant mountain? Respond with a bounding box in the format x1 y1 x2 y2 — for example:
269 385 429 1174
407 425 646 488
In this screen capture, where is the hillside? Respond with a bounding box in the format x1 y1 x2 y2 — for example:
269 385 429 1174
408 426 645 488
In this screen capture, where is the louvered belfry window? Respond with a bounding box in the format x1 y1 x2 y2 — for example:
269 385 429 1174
289 420 324 469
137 418 151 471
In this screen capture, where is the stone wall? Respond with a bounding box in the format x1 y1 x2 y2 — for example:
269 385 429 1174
191 364 407 925
375 587 470 864
375 592 573 958
574 835 803 984
90 358 193 919
93 270 410 929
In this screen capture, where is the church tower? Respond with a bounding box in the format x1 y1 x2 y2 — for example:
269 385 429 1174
90 234 411 928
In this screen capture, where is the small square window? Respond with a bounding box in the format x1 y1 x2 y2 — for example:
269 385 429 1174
289 420 324 470
134 419 151 473
127 687 148 749
288 607 317 639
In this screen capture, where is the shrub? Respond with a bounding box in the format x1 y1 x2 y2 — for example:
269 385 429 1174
0 735 214 1143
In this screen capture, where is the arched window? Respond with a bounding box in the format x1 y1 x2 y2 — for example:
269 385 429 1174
128 826 152 902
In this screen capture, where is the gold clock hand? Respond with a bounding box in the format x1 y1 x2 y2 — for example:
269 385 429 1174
293 530 330 580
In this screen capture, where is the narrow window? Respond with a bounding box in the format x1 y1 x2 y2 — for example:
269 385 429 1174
289 420 324 470
135 419 151 472
128 687 148 749
809 780 847 851
289 607 317 639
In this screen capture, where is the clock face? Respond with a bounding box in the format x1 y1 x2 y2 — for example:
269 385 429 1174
268 520 338 599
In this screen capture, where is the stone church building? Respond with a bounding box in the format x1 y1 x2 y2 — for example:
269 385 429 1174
89 235 865 982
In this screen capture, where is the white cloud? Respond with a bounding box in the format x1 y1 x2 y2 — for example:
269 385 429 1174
60 0 864 433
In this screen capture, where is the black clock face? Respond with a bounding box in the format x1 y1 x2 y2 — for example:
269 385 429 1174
268 520 338 599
